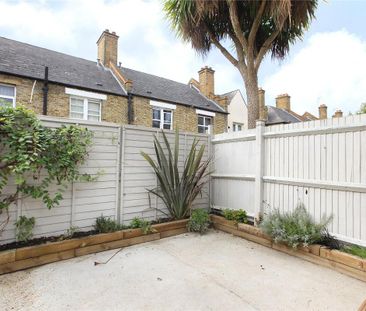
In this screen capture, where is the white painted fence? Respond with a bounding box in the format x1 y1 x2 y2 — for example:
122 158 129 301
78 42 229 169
0 117 210 244
211 114 366 246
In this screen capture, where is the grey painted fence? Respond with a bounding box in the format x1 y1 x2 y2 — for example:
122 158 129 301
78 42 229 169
0 116 210 244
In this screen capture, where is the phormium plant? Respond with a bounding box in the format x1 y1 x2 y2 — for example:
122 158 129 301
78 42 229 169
141 130 211 220
0 106 93 233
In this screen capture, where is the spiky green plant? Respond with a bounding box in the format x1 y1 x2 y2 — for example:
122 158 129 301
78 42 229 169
141 130 211 219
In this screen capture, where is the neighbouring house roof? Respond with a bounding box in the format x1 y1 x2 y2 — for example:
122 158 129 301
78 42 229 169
221 90 238 102
119 67 226 113
302 111 318 121
0 36 126 96
221 89 247 106
266 106 302 125
0 36 226 114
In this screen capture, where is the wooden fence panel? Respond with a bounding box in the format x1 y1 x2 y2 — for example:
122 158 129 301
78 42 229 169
211 114 366 246
0 117 210 244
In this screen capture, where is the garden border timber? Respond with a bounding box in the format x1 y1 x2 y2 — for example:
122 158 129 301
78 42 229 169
1 215 365 282
210 215 366 282
0 219 188 275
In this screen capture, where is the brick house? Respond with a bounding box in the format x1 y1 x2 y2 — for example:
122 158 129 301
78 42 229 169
0 30 228 134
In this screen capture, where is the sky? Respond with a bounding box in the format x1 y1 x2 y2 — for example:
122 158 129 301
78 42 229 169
0 0 365 116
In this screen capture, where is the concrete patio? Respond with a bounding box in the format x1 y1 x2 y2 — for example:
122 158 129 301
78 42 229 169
0 231 365 311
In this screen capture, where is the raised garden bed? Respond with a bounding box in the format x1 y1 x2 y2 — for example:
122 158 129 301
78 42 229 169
0 219 189 275
210 214 366 282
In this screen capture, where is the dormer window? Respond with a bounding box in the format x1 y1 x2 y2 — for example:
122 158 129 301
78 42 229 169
0 84 16 107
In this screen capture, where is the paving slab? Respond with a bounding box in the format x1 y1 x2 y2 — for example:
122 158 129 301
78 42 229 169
0 231 365 311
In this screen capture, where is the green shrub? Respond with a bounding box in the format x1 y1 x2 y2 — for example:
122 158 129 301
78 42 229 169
187 209 210 234
223 209 248 224
130 217 153 235
15 216 35 242
342 245 366 259
94 216 121 233
260 203 332 248
0 106 93 233
141 130 211 220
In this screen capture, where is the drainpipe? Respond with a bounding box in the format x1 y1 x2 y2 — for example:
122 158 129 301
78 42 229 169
125 80 133 124
42 66 49 115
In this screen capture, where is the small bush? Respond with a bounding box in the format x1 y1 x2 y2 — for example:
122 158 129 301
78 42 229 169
130 217 153 235
187 209 210 234
15 216 35 242
94 216 121 233
342 245 366 259
260 203 332 248
223 209 248 224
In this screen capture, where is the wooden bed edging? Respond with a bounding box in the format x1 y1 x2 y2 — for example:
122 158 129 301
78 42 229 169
210 215 366 282
0 219 189 275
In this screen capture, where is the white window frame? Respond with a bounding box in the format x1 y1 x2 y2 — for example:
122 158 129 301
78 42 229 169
233 122 243 132
198 115 212 134
69 96 102 121
152 106 173 130
0 83 16 107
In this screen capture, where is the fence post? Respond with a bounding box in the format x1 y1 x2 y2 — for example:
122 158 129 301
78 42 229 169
117 126 125 225
254 120 265 224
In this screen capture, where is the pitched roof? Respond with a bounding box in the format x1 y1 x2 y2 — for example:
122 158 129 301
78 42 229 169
0 36 126 96
119 67 226 113
221 90 238 102
302 111 318 121
266 106 302 125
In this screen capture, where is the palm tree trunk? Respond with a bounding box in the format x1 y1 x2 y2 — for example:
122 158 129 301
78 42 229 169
241 67 259 129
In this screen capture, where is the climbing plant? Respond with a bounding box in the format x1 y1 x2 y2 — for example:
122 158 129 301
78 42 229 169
0 106 93 232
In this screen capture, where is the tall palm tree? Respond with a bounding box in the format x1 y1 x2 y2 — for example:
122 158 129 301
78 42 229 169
164 0 318 128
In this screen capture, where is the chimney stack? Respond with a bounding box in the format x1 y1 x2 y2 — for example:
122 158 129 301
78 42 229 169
258 88 268 121
276 94 291 111
333 109 343 118
198 66 215 98
318 104 328 120
97 29 119 67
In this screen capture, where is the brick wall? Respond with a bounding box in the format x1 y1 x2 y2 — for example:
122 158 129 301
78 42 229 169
132 96 227 134
0 73 128 124
0 73 226 133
